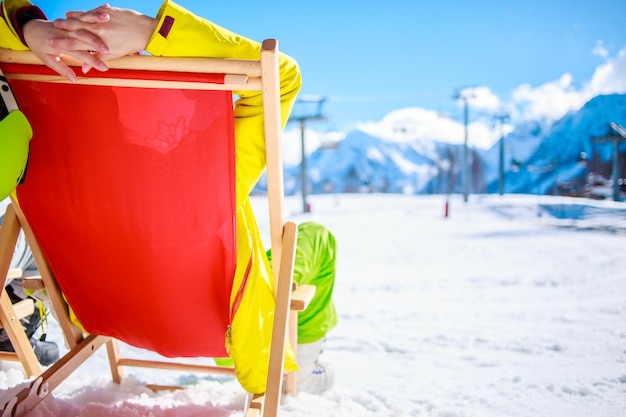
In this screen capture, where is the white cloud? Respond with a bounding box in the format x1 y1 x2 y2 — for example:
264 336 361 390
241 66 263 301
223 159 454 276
458 86 502 113
511 73 588 121
592 40 609 60
511 44 626 122
586 47 626 95
355 107 506 150
357 107 459 143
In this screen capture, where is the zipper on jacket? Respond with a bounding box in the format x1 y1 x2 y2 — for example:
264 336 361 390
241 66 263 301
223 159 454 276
226 252 253 342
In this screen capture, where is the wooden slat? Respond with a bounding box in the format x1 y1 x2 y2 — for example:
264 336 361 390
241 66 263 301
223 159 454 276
0 49 262 77
248 393 265 411
0 351 20 362
0 298 34 330
7 268 23 280
291 285 316 311
146 384 184 392
2 72 261 91
117 358 236 376
21 276 45 291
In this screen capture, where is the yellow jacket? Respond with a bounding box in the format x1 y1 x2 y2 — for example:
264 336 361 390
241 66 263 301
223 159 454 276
0 0 37 50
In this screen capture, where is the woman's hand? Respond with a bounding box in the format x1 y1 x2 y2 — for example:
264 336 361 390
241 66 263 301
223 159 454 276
53 4 158 62
23 18 110 83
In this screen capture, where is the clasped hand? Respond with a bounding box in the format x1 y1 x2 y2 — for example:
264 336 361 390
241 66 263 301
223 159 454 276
23 3 157 83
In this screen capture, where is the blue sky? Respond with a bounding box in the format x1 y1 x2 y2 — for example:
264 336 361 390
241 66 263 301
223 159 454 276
37 1 626 154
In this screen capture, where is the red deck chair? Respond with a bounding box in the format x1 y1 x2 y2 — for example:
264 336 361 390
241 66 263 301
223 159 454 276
0 40 314 417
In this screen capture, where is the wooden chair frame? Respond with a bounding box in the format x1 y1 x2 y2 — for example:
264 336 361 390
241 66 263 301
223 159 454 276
0 39 314 417
0 267 41 377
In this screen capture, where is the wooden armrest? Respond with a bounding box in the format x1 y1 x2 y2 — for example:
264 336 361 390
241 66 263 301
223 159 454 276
7 268 23 280
248 393 265 411
290 284 315 311
0 298 34 330
21 276 45 291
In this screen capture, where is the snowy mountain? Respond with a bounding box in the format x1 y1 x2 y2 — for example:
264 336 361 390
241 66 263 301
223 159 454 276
255 94 626 199
491 94 626 197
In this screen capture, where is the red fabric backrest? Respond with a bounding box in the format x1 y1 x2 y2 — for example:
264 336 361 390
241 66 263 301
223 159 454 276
8 66 236 358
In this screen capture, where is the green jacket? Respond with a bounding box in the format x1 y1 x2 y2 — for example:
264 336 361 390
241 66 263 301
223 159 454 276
267 221 338 344
0 0 36 200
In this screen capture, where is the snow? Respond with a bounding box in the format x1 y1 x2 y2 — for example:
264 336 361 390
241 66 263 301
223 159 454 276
1 193 625 417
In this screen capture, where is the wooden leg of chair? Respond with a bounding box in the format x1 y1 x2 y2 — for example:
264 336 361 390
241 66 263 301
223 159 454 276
287 284 316 395
285 310 298 395
45 334 109 393
0 204 21 290
0 205 42 377
0 290 41 377
106 339 124 383
10 200 85 349
1 334 109 417
263 222 298 417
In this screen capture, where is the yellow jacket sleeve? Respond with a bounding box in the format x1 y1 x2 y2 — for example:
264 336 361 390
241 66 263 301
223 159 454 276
145 1 302 395
0 0 39 50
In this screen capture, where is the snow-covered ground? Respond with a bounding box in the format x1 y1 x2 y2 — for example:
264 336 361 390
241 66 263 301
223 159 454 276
1 193 625 417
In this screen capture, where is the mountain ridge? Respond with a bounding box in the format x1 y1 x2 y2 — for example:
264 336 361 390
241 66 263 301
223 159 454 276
255 94 626 199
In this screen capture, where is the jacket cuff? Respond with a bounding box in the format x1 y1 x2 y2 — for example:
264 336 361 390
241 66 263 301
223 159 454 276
146 0 198 57
13 6 47 46
145 0 177 56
